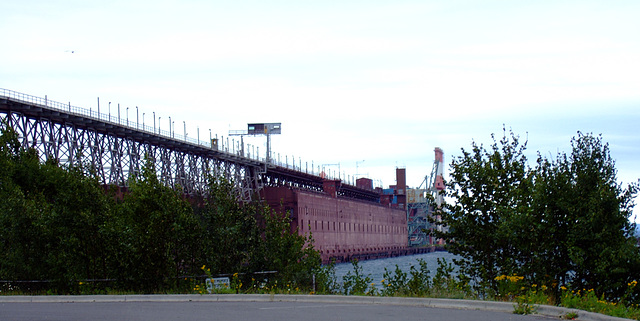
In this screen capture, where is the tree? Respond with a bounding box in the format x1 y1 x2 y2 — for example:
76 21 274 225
34 160 112 291
0 124 40 281
531 133 639 300
109 158 201 292
197 173 321 289
0 124 113 291
259 204 321 288
439 129 640 302
197 175 262 276
438 128 533 294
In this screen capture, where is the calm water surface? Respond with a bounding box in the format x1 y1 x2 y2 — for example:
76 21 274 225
332 251 458 289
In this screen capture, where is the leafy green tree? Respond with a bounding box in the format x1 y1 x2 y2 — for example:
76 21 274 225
0 124 112 291
0 125 41 281
110 158 201 292
197 175 262 276
259 204 321 288
530 133 639 300
35 161 112 291
439 128 533 294
198 174 321 289
440 129 639 302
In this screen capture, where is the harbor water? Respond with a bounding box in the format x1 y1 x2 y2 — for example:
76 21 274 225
332 251 459 290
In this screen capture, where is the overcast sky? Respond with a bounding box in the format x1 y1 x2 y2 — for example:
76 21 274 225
2 1 639 221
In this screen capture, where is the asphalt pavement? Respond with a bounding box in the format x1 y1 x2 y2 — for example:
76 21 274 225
0 294 631 321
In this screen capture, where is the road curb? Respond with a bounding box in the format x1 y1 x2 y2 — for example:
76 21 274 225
0 294 631 320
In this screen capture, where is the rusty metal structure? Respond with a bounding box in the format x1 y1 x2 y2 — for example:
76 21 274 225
0 88 379 203
407 147 445 246
0 89 267 202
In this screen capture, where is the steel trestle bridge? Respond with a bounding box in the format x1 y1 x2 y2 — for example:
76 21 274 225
0 89 379 202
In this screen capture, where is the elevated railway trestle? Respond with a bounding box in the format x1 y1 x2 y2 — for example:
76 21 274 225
0 89 380 203
0 89 266 202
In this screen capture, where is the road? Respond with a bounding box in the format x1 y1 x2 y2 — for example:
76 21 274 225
0 294 626 321
1 300 555 321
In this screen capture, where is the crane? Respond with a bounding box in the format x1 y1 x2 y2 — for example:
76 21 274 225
408 147 445 246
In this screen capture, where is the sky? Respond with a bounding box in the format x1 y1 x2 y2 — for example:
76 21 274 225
2 1 639 221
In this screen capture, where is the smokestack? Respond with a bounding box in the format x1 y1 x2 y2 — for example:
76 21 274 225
396 168 406 209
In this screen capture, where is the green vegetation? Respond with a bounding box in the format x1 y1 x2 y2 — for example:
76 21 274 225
0 125 115 293
0 123 319 294
436 128 640 303
190 256 640 319
317 259 640 319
